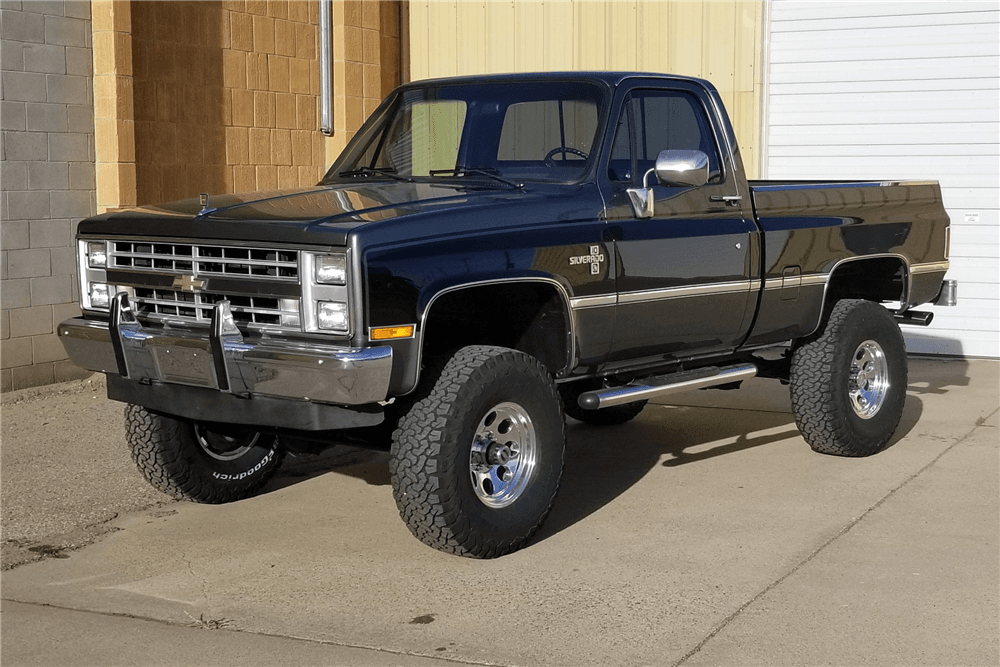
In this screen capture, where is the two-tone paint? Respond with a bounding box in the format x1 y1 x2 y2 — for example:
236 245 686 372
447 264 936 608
343 73 949 393
72 72 951 419
745 180 951 347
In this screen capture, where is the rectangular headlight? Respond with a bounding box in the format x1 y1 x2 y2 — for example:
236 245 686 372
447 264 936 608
87 241 108 268
317 301 349 332
89 282 110 309
315 254 347 285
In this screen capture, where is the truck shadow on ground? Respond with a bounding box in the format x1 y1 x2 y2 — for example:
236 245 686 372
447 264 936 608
266 443 391 491
262 358 969 546
537 399 926 543
537 357 971 542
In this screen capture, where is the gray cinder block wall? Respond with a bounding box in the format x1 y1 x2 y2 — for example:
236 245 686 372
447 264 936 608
2 0 95 391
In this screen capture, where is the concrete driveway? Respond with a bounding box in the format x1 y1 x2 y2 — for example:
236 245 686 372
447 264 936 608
2 358 998 666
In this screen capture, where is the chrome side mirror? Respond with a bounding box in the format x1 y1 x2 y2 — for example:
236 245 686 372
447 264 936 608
654 149 710 188
627 150 710 219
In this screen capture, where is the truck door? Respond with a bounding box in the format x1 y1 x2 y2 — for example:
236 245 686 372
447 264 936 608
601 82 757 364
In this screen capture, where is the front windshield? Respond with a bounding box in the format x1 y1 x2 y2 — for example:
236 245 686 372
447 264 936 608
323 81 605 185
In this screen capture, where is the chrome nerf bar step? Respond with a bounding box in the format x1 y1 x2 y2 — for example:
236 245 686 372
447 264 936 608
577 363 758 410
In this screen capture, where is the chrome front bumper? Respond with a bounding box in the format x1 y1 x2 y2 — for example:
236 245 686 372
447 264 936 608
58 294 392 406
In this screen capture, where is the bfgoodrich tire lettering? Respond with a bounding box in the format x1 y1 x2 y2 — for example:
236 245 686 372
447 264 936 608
790 299 908 457
389 345 565 558
125 404 284 503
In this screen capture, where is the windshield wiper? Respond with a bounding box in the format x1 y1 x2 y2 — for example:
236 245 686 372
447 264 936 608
337 166 412 183
428 167 524 190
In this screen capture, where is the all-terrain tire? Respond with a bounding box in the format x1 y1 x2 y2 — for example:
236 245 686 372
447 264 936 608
790 299 907 457
560 380 647 426
389 345 565 558
348 354 451 448
125 404 284 503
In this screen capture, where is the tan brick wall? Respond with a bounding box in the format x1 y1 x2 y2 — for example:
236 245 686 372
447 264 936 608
92 0 136 211
327 0 401 159
127 0 328 205
93 0 401 209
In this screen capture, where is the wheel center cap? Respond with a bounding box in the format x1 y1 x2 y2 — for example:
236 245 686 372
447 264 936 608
486 442 512 465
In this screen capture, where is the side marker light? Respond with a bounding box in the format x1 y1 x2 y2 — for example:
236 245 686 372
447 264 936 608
370 325 415 341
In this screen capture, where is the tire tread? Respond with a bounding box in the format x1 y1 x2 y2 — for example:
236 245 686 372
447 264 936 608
125 404 283 504
790 299 906 457
389 346 564 558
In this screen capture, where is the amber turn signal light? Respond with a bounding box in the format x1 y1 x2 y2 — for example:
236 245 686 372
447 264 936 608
370 325 415 341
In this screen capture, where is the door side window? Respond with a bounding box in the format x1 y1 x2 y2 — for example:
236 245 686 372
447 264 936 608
608 90 723 184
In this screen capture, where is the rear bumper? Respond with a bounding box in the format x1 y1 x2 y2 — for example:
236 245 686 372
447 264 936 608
58 294 392 412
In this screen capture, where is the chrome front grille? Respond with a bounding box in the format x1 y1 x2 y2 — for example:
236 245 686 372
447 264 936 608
111 241 298 280
108 241 302 332
131 288 300 329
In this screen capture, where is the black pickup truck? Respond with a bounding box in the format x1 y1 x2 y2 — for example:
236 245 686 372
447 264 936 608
60 72 956 558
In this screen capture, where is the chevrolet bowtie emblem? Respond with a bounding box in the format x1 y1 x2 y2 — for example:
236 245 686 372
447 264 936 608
172 275 206 292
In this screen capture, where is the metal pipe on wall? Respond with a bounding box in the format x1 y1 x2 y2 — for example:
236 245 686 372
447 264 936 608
319 0 333 136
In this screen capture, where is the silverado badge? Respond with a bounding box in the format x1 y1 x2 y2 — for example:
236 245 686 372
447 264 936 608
569 245 605 275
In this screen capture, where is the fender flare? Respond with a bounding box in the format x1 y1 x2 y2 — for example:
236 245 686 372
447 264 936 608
405 276 577 394
806 253 912 337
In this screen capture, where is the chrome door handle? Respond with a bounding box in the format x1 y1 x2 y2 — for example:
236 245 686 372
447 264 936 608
709 195 742 206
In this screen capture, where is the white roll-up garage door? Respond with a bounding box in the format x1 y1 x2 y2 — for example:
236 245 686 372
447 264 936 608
764 1 999 358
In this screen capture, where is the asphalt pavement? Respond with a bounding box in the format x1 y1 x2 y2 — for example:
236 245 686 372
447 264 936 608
1 357 997 666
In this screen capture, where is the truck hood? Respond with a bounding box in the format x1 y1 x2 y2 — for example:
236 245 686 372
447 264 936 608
78 182 533 246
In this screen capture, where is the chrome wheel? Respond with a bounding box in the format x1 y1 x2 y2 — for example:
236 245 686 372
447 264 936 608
470 402 537 508
390 346 565 557
849 340 889 419
193 424 260 462
791 300 907 457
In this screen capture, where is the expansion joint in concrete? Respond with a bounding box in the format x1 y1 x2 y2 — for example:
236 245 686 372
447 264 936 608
670 418 993 667
0 598 505 667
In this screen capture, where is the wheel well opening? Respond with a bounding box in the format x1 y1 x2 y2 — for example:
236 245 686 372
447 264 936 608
421 283 570 374
827 257 906 305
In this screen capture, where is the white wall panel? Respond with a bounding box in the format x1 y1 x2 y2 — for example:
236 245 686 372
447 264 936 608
940 189 1000 211
765 1 1000 358
774 8 1000 31
773 2 996 22
770 56 1000 84
772 22 999 51
771 124 998 145
771 78 1000 95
